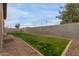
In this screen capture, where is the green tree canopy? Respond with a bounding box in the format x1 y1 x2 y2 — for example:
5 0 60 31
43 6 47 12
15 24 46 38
57 3 79 24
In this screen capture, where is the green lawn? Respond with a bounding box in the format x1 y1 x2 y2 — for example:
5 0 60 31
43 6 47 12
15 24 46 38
8 32 69 56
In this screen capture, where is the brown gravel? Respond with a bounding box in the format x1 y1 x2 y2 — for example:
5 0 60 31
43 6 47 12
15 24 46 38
66 39 79 56
0 35 42 56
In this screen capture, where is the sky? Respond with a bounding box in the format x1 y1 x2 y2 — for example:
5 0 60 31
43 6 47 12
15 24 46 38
5 3 65 28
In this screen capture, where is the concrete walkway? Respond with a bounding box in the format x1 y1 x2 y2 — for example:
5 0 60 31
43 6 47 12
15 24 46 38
0 35 42 56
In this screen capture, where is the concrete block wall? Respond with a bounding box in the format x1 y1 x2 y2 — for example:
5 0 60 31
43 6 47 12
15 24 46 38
23 23 79 39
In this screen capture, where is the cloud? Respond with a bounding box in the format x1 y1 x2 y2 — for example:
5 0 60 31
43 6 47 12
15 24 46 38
5 3 63 28
20 23 34 28
7 6 36 19
5 6 37 28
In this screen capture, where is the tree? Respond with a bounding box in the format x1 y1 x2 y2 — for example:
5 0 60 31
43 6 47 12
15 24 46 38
57 3 79 24
15 23 20 29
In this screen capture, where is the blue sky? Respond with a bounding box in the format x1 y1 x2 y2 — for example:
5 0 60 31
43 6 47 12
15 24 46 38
5 3 65 28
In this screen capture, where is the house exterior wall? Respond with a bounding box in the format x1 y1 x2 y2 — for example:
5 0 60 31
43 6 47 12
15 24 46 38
0 4 3 32
0 3 4 49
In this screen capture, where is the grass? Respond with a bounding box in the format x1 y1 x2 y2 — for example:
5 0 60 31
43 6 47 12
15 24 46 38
8 32 69 56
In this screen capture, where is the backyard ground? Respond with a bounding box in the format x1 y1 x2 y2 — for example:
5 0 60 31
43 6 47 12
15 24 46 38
8 32 69 56
3 23 79 56
0 35 42 56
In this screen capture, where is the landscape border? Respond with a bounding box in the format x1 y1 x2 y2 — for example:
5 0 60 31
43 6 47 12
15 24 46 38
61 40 72 56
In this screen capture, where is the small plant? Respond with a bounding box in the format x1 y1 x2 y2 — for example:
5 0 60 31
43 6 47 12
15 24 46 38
15 23 20 29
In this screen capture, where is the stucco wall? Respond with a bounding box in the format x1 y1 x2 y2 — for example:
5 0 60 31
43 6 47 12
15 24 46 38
0 3 4 49
0 4 3 33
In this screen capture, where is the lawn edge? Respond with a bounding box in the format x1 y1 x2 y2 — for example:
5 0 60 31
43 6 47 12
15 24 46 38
61 40 72 56
10 35 44 56
25 32 71 40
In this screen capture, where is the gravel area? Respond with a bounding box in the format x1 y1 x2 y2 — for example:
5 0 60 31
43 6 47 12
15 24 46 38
0 35 42 56
66 39 79 56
